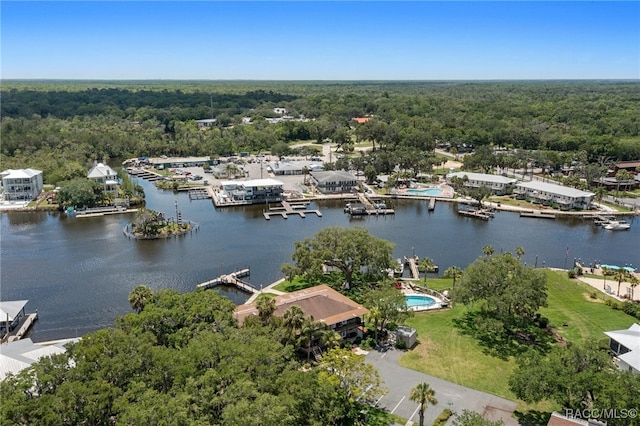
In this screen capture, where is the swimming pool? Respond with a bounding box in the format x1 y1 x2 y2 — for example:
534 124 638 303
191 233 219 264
406 188 443 196
405 294 438 309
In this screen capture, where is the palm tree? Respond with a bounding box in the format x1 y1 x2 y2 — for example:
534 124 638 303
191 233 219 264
515 247 525 260
283 305 305 346
299 315 325 361
482 245 495 257
628 275 639 300
368 307 383 341
444 266 463 288
321 330 342 352
409 382 437 426
256 295 276 326
128 285 153 313
419 257 435 283
612 269 631 297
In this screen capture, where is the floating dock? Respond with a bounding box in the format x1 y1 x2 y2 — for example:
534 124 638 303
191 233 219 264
344 193 395 216
188 187 211 200
197 269 257 294
263 201 322 220
457 208 494 220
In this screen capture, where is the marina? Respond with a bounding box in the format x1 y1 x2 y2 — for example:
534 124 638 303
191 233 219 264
2 176 638 343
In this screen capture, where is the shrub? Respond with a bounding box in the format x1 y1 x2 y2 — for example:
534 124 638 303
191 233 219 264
622 301 640 320
395 339 406 350
538 316 549 329
589 291 598 299
567 270 577 279
432 408 453 426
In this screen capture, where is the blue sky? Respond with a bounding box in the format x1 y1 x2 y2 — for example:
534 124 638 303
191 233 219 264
1 1 638 80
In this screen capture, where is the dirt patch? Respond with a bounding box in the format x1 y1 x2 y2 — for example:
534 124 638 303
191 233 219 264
583 293 605 303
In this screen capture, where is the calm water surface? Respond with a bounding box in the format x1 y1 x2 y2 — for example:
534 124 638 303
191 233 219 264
2 179 638 341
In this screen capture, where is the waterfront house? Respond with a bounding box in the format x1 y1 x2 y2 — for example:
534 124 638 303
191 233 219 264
514 181 594 210
234 285 368 348
219 178 284 204
310 170 358 194
87 163 119 197
446 172 516 196
0 169 43 201
605 323 640 374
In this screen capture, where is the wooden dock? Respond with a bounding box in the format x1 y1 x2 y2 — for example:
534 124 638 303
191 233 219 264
343 193 395 216
428 198 436 211
6 313 38 343
520 210 556 219
404 256 421 280
263 200 322 220
197 269 257 294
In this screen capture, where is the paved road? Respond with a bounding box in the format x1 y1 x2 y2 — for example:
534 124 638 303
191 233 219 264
366 348 519 425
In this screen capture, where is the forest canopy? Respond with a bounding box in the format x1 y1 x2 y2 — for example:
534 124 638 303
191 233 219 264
2 80 639 186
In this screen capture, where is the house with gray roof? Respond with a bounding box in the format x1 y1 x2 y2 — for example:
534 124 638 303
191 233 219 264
605 323 640 374
268 160 323 176
446 172 516 195
87 163 119 198
0 169 43 201
514 181 594 210
310 170 358 194
0 337 78 382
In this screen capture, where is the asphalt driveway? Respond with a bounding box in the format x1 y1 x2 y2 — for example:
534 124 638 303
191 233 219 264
366 347 519 425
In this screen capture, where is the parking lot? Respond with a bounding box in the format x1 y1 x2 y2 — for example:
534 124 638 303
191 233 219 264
365 348 518 425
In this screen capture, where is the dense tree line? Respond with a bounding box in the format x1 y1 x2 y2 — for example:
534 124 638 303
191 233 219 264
1 81 639 187
0 288 373 425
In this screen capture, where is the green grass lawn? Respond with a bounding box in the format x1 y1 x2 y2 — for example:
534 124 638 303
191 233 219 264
400 270 637 410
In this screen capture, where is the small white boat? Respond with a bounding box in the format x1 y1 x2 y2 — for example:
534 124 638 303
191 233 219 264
604 221 631 231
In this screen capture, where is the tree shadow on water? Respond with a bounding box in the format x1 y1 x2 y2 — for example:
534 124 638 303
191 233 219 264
453 310 555 360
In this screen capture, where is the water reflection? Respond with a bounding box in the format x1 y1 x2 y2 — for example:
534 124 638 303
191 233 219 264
1 178 638 342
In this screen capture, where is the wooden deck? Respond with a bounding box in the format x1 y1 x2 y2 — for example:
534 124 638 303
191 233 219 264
197 269 257 294
457 208 494 220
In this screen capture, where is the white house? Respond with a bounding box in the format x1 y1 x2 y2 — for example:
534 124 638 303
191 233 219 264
218 178 284 204
273 107 287 115
446 172 516 195
514 181 594 210
605 323 640 374
87 163 119 197
0 169 43 201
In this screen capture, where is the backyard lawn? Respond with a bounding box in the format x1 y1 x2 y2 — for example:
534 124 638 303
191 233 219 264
400 270 637 409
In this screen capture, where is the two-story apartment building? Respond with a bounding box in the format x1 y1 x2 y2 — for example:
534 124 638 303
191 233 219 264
310 170 358 194
0 169 43 201
514 181 594 210
446 172 516 195
87 163 119 198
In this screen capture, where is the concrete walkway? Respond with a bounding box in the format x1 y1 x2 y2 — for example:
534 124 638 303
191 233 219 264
244 278 286 303
366 348 519 426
